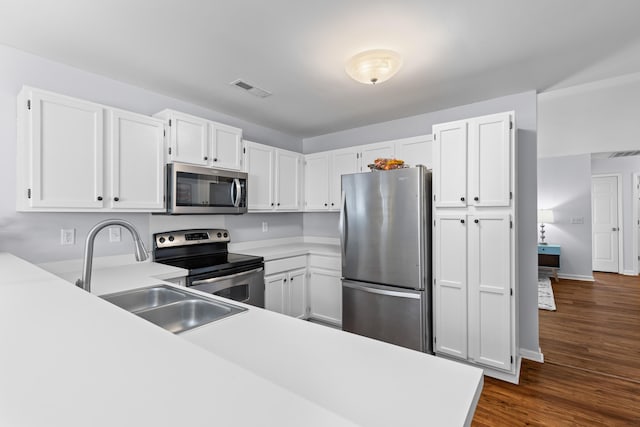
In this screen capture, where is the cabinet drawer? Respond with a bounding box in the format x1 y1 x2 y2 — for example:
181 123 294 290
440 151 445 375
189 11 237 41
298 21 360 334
265 255 307 275
538 245 560 255
308 255 340 271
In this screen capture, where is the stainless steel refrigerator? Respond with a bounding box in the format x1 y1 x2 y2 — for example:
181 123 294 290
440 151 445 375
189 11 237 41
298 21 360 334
340 166 433 353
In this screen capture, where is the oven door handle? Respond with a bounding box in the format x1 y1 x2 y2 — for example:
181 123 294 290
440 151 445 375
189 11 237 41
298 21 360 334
190 266 263 286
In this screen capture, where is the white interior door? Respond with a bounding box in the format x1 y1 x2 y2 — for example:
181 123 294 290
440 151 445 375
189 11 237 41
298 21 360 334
592 175 620 273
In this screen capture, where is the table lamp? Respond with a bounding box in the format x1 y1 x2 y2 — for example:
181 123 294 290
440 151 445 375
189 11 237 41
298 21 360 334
538 209 554 245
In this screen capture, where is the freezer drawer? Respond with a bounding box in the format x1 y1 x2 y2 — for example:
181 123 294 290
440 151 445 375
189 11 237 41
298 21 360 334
342 280 432 353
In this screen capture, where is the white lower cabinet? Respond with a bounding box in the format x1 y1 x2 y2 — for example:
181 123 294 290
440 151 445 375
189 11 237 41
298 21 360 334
308 267 342 326
264 256 308 319
434 213 515 373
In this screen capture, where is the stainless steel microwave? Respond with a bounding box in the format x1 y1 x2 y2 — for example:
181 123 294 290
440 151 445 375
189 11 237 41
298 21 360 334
166 163 247 214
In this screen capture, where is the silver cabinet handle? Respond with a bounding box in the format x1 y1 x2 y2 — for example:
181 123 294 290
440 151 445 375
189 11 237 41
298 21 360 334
191 267 263 286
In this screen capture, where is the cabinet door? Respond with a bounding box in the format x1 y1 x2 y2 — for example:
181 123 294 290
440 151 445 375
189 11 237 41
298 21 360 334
244 141 274 210
210 122 242 170
468 215 512 371
468 113 512 207
304 153 330 210
109 110 165 210
359 141 395 172
287 268 308 319
329 149 360 210
433 121 467 207
29 90 104 208
275 150 302 210
434 215 468 359
265 274 286 314
395 135 433 169
169 112 208 165
308 268 342 325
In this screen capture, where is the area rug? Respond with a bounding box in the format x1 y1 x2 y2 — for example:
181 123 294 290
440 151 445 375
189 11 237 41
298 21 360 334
538 276 557 311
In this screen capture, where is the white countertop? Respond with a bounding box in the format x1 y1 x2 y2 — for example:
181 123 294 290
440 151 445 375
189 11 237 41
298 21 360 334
229 237 340 261
1 252 483 426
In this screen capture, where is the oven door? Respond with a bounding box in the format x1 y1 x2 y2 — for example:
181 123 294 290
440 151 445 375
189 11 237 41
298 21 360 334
188 266 264 308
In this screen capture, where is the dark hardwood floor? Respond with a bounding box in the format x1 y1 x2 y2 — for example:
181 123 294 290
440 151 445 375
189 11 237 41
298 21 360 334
472 273 640 426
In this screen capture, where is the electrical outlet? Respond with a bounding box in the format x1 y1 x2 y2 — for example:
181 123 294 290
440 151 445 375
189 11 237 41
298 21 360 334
61 228 75 245
109 226 121 242
262 222 268 232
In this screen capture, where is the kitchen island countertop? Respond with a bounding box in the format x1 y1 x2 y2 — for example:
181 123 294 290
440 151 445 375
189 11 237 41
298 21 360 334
0 252 483 426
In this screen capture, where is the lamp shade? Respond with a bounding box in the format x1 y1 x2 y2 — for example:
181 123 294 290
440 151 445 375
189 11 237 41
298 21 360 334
538 209 554 223
345 49 402 85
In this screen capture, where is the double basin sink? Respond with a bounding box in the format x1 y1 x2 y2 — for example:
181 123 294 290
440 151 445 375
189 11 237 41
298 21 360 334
101 284 246 334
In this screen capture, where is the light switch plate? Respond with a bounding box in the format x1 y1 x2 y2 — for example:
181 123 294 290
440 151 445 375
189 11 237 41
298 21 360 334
570 217 584 224
262 222 268 232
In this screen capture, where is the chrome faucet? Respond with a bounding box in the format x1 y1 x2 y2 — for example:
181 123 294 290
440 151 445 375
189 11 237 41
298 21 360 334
75 219 149 292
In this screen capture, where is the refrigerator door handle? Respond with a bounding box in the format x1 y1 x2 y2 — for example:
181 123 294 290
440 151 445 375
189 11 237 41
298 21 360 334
339 190 347 264
343 281 421 300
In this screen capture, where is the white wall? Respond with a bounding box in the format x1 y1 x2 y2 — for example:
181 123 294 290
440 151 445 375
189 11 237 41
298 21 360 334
538 73 640 158
538 154 593 280
591 155 640 274
0 44 303 263
303 91 541 358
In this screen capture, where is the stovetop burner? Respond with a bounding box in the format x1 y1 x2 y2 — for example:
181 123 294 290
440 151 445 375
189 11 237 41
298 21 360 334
152 229 263 276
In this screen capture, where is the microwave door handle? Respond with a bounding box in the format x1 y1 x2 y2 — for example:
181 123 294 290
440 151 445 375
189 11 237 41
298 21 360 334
233 178 241 207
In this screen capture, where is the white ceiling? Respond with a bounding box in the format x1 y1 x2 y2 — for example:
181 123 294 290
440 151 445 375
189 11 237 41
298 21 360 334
1 0 639 138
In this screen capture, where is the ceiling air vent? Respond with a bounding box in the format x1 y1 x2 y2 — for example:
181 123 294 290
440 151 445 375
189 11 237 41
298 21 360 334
609 151 640 158
230 79 272 98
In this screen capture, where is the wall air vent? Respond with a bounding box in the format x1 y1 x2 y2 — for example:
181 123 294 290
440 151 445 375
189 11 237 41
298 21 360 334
609 151 640 158
230 79 272 98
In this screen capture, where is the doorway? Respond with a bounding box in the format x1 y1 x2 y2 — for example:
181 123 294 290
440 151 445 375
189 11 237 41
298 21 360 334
591 174 623 273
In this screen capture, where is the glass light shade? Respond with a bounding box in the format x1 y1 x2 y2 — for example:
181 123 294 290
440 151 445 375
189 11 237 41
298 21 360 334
538 209 555 223
345 49 402 85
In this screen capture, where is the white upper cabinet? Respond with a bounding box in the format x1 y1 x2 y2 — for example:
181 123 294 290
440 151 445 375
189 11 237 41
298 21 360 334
329 149 360 209
359 141 395 172
16 87 166 212
433 120 468 208
468 113 512 207
155 110 208 166
243 140 302 212
19 88 104 209
244 140 274 210
395 135 433 169
275 149 303 210
209 122 243 170
154 109 242 171
304 152 330 210
108 109 165 210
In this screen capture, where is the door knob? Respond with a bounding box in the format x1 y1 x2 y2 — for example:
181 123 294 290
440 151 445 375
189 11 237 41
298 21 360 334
474 196 479 201
612 227 619 231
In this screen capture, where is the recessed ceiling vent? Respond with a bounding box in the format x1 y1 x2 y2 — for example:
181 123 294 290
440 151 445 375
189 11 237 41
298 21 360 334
230 79 272 98
609 151 640 158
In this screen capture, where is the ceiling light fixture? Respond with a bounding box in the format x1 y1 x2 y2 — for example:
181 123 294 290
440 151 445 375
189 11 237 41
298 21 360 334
345 49 402 85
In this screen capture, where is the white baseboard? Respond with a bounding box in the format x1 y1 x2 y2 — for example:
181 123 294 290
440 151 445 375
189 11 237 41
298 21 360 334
519 347 544 363
622 269 638 276
557 273 595 282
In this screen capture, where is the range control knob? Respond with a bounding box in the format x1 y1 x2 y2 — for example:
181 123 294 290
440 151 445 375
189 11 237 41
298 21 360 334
158 237 166 244
217 232 222 238
168 235 175 242
223 232 228 238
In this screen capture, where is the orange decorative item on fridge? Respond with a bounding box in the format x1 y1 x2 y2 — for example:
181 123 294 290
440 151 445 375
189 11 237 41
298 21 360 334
368 158 406 171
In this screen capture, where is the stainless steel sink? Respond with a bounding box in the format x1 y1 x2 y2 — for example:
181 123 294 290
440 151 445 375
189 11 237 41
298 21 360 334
101 285 187 312
100 284 246 333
